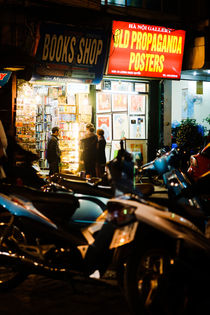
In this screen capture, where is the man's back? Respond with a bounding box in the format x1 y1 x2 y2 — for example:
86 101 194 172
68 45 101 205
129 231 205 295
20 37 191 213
47 135 60 163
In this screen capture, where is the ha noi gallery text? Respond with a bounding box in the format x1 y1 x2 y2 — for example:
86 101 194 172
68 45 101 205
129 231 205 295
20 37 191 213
113 25 184 74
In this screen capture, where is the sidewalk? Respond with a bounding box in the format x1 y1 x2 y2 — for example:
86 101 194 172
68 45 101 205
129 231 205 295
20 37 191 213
0 274 130 315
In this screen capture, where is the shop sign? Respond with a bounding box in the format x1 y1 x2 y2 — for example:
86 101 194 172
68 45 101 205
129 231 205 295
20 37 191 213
35 23 108 84
0 71 12 87
107 21 186 79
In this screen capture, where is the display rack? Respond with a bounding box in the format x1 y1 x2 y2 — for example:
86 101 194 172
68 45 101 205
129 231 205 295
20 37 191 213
16 81 92 173
16 82 37 154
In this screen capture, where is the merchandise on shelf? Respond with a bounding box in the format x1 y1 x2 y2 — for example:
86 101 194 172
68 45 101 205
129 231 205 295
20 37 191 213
16 81 92 173
16 81 37 153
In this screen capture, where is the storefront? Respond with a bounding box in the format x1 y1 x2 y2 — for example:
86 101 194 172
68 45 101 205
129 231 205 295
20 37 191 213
15 20 186 174
97 20 186 164
16 80 94 172
15 22 108 173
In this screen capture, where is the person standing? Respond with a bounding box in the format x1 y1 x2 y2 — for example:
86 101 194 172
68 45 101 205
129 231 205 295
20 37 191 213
0 120 8 179
96 129 106 178
46 126 61 176
80 123 98 177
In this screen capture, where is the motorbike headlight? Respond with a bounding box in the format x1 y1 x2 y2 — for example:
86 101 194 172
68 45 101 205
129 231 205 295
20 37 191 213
106 201 136 226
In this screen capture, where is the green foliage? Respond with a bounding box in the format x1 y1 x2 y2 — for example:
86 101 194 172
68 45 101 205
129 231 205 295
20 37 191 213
203 114 210 127
176 119 204 150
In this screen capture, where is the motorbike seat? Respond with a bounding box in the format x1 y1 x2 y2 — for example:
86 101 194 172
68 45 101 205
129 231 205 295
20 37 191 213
0 184 80 222
50 173 114 198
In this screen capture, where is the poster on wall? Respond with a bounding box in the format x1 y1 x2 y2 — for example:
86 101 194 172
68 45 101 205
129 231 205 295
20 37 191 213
96 92 112 113
111 140 124 159
96 114 112 142
129 116 145 139
105 144 111 161
135 83 147 92
113 113 128 139
112 94 128 111
125 139 147 165
111 81 133 92
129 94 146 114
181 89 203 119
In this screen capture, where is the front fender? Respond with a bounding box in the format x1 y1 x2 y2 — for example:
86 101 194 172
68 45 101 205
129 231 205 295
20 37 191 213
110 198 210 252
0 193 57 229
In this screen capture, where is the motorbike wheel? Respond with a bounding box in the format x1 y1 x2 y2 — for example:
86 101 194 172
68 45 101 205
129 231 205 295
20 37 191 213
0 214 27 291
124 245 191 315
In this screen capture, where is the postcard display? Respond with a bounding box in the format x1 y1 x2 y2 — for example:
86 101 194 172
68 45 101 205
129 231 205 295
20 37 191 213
16 81 91 173
96 80 148 164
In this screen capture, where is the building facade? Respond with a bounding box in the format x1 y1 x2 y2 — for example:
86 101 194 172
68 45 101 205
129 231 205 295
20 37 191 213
0 0 210 169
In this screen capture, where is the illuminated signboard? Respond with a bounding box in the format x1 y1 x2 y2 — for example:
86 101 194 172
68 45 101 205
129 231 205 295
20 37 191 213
107 21 186 79
35 23 108 84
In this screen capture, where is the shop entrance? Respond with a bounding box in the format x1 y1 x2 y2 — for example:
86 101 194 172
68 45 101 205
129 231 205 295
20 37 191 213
15 80 92 174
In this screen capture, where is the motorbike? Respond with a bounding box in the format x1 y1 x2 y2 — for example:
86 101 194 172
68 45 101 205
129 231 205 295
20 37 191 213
0 141 153 287
3 141 154 204
137 146 192 186
187 142 210 182
104 154 210 315
0 143 210 315
0 176 154 293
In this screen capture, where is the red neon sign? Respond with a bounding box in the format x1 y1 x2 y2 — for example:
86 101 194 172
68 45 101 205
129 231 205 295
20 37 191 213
107 21 186 79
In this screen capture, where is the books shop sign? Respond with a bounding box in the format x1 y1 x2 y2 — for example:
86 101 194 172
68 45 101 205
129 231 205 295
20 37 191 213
35 23 108 84
107 21 186 79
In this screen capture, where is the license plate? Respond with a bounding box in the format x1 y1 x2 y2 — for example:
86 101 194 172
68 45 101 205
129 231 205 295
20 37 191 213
109 222 139 249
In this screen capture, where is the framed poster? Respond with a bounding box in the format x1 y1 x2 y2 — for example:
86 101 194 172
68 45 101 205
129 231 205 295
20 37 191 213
125 139 147 165
105 144 111 162
96 92 111 113
96 114 112 142
135 83 147 92
129 116 146 139
110 140 122 159
111 81 133 92
129 94 146 114
113 113 128 140
112 94 128 111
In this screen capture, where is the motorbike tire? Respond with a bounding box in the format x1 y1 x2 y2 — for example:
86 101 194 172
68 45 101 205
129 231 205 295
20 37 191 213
0 214 27 291
123 245 191 315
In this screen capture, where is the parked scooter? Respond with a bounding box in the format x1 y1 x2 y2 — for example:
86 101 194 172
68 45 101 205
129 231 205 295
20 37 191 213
104 153 210 315
2 141 153 199
137 146 189 186
0 143 210 315
187 142 210 182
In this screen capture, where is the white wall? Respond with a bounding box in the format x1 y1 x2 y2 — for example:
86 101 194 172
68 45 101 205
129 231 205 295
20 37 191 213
172 80 210 130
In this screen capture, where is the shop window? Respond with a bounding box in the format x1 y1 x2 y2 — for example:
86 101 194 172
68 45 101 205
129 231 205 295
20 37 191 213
96 79 149 164
16 80 92 173
101 0 143 8
101 0 181 13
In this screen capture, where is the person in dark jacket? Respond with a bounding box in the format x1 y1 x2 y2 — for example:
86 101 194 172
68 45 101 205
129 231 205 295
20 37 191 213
46 127 61 176
80 123 98 177
96 129 106 178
